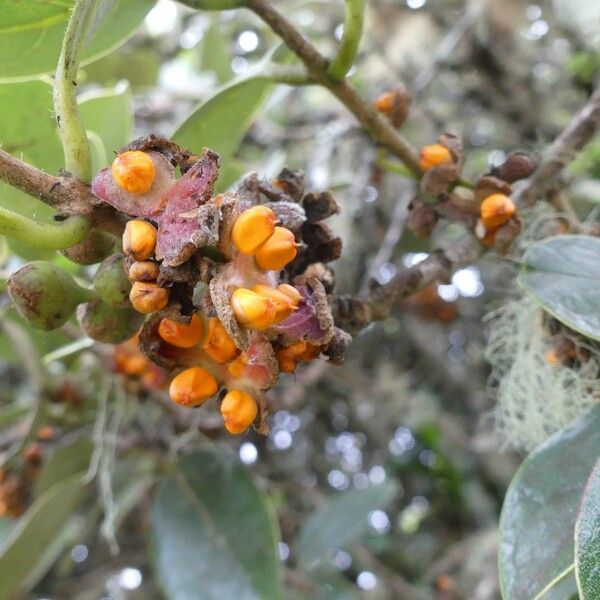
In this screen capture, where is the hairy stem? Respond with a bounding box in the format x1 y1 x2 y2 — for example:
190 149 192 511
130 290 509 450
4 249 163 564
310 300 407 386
328 0 366 81
244 0 422 175
0 207 90 250
53 0 99 182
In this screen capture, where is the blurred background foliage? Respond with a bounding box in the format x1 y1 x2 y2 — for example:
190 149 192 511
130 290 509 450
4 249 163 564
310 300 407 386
0 0 599 598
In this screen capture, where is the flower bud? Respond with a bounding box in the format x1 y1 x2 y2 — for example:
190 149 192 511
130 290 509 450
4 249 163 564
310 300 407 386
129 281 169 314
480 193 516 229
275 342 307 374
220 390 258 434
231 206 276 255
203 318 240 363
494 152 536 183
128 260 160 282
111 150 156 195
227 353 249 378
158 314 203 348
254 226 297 271
252 284 298 323
77 300 144 343
374 86 411 128
7 261 91 331
419 144 453 171
122 220 157 261
277 284 302 305
230 288 277 331
93 253 131 308
169 367 219 407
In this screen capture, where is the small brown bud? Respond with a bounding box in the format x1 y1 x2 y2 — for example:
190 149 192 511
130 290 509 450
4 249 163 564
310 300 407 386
493 152 536 183
407 200 438 238
374 85 411 128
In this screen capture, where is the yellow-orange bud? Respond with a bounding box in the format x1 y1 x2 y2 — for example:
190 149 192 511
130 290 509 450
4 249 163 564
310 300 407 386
275 342 307 374
169 367 219 407
419 144 453 171
231 206 276 255
254 226 297 271
123 220 157 261
252 284 298 323
203 318 239 363
227 353 249 378
277 284 302 305
480 194 516 229
112 151 156 194
158 314 203 348
220 390 258 434
129 281 169 314
128 260 160 282
230 288 276 331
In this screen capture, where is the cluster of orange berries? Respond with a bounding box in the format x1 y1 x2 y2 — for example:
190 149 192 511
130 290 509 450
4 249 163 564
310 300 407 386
418 143 518 246
113 333 168 391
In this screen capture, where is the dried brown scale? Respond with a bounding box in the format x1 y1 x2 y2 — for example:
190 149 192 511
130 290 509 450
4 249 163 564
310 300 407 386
302 191 341 223
209 275 249 352
265 201 307 233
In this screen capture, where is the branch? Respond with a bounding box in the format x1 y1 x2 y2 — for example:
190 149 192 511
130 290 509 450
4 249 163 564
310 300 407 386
0 208 90 250
0 148 126 236
333 241 480 330
243 0 422 175
328 0 366 81
53 0 99 182
513 86 600 207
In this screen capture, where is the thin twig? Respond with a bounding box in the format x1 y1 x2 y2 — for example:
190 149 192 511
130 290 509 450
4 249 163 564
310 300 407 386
243 0 422 175
513 86 600 207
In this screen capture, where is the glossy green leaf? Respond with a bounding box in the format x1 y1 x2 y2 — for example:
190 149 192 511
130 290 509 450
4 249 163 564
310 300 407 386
151 447 283 600
0 0 155 81
0 475 87 599
34 434 93 497
298 481 398 567
519 235 600 340
173 74 275 161
499 404 600 600
575 458 600 599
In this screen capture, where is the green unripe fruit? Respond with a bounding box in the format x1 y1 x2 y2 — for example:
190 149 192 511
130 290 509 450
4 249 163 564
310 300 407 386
61 230 117 265
77 299 144 343
93 253 131 308
7 261 92 331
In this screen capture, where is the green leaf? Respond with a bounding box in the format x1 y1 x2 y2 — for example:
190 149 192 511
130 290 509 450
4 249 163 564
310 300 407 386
34 433 93 498
298 481 398 567
151 447 283 600
499 404 600 600
79 83 133 172
0 0 155 82
575 458 600 599
173 74 275 161
519 235 600 340
0 475 87 599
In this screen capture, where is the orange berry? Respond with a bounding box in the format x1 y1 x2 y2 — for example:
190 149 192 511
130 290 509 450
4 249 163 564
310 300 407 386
374 90 395 113
158 314 203 348
203 318 239 363
252 284 297 323
480 193 516 229
112 150 156 194
129 281 169 314
230 288 277 331
275 342 308 373
169 367 219 407
254 226 297 271
419 144 453 171
123 219 157 261
220 390 258 434
231 206 276 255
299 343 321 362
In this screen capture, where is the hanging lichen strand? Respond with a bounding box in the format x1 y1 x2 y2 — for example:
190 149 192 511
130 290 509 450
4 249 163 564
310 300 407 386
92 136 351 436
